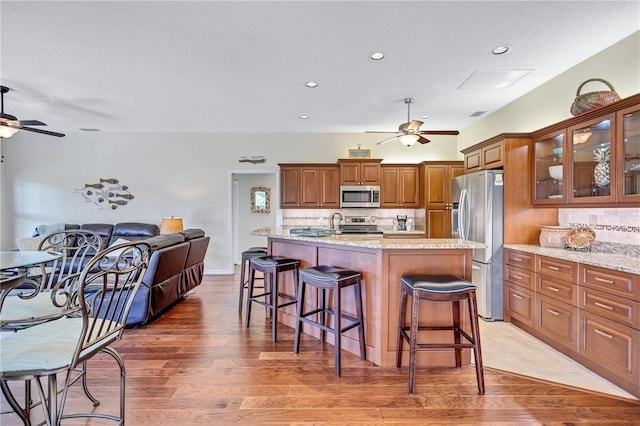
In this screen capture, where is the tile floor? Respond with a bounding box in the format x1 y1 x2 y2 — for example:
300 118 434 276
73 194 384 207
479 320 638 400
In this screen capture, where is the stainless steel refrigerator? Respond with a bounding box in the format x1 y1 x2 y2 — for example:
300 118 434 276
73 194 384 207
452 170 504 321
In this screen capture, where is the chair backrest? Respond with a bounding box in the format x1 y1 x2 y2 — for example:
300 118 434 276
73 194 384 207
36 230 103 293
73 240 151 363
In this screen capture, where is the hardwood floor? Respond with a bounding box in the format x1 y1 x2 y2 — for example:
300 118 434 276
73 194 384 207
2 273 640 425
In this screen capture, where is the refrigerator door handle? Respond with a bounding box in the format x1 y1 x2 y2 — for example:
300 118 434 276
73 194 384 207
459 189 468 240
472 265 481 270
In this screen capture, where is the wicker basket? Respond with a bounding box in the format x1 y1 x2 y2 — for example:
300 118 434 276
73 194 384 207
539 226 572 248
570 78 621 116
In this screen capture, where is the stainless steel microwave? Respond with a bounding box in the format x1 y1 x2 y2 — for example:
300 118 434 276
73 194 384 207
340 185 380 208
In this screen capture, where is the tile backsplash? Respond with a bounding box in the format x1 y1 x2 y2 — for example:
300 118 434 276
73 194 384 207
559 207 640 256
281 208 420 231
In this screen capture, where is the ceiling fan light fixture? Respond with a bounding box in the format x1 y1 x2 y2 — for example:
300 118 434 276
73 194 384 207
400 134 419 147
0 123 17 138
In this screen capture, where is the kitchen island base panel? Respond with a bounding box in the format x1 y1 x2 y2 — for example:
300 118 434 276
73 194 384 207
267 236 474 367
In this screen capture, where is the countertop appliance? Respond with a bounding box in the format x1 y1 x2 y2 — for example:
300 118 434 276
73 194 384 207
339 215 383 236
340 185 380 208
452 170 504 321
396 215 407 231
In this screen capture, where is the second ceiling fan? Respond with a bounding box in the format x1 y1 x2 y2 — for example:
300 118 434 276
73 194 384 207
370 98 458 146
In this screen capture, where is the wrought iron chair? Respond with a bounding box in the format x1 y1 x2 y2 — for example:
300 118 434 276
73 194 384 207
1 229 103 331
0 240 151 426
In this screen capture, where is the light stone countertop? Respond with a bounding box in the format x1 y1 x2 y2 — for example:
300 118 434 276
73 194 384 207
252 227 485 250
504 244 640 275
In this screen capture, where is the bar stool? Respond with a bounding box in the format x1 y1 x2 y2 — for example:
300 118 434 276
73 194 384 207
294 265 366 377
245 255 299 342
396 274 484 395
238 247 268 314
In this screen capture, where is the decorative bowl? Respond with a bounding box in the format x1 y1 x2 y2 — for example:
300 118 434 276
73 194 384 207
539 226 572 248
548 165 563 180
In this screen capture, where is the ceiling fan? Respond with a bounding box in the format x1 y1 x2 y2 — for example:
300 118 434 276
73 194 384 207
0 85 65 138
370 98 458 146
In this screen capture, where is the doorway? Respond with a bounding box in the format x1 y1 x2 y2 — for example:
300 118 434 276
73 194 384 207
230 170 278 269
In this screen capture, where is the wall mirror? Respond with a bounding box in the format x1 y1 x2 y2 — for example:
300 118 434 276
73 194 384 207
251 186 270 213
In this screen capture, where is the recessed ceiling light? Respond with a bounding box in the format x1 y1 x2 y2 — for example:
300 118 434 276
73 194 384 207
370 52 384 61
491 45 511 55
305 81 318 88
420 115 430 120
299 115 309 119
79 128 100 132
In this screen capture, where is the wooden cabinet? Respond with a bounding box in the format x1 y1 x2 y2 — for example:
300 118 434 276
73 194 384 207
380 165 420 208
531 94 640 206
616 103 640 203
461 139 504 173
338 159 381 185
422 162 464 238
279 164 339 208
504 248 640 397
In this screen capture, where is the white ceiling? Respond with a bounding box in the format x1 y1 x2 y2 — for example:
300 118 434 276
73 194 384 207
1 1 639 136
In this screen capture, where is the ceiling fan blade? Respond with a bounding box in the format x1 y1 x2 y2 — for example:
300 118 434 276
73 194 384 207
8 123 65 137
18 120 47 126
417 130 460 136
417 135 431 144
376 135 401 145
407 120 423 131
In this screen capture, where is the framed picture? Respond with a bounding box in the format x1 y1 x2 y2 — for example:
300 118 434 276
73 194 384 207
348 148 371 158
251 186 270 213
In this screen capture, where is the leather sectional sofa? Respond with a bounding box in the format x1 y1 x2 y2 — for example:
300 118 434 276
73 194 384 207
34 222 209 326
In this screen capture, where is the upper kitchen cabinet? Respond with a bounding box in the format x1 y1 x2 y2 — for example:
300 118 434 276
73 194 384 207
338 159 382 185
531 93 640 207
461 139 504 173
379 165 420 208
279 164 340 208
422 161 464 238
567 114 616 204
616 103 640 203
532 130 567 204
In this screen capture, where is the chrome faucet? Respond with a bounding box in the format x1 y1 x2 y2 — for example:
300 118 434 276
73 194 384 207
328 211 344 230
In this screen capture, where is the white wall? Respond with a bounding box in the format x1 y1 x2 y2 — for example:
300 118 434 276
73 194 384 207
234 173 276 262
458 31 640 150
1 132 458 273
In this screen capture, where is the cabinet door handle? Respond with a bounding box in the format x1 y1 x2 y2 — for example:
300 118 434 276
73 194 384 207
547 286 560 292
547 266 560 271
513 274 523 280
512 294 523 300
545 308 560 316
594 301 614 311
595 277 614 285
513 257 523 262
594 329 614 340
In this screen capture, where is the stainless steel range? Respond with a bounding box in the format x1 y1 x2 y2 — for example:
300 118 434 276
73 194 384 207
339 216 383 236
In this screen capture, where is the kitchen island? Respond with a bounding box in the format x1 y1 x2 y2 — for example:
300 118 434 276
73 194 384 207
251 228 485 367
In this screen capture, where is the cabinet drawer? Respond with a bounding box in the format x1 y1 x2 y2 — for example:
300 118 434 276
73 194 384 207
580 287 640 329
505 249 535 270
536 294 579 352
506 283 534 327
537 275 578 305
580 264 639 300
505 264 535 289
536 255 578 282
579 310 639 385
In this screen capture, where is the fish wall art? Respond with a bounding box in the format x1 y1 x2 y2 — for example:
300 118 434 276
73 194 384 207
75 178 135 209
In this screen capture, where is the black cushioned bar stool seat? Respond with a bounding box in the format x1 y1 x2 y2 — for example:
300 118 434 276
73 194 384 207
294 265 366 377
238 247 268 314
396 274 484 395
245 255 299 342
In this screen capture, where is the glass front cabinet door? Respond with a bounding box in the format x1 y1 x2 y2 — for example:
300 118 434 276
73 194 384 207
533 130 566 204
567 114 616 204
617 104 640 203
